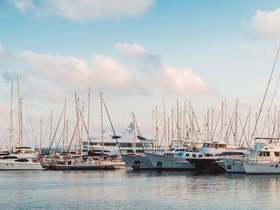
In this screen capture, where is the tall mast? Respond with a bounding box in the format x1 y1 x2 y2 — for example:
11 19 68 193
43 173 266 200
88 88 91 138
19 97 23 147
155 106 158 151
74 93 81 157
176 98 179 144
63 99 66 152
171 109 174 145
17 78 20 147
132 113 136 154
40 119 42 154
163 94 167 149
207 109 210 141
234 99 238 145
220 100 224 140
210 108 214 142
167 117 170 147
100 92 104 160
49 110 53 147
10 80 13 152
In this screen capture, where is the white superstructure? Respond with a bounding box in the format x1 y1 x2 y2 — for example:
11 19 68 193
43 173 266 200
0 146 43 170
243 143 280 175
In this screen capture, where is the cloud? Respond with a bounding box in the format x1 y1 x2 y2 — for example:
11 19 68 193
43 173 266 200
22 51 132 92
115 42 161 71
115 42 209 95
115 42 147 57
161 66 209 95
252 8 280 39
19 43 209 97
9 0 154 21
8 0 35 13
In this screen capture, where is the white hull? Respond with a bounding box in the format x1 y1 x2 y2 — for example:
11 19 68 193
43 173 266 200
145 152 195 170
0 162 43 170
121 154 154 170
216 158 245 173
244 161 280 175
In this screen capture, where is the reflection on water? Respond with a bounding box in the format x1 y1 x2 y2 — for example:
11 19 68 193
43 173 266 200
0 170 279 210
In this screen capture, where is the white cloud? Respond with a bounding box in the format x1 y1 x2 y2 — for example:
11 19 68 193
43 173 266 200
115 42 209 95
19 42 209 97
115 42 147 58
22 51 131 91
252 8 280 38
161 66 208 95
9 0 154 21
92 54 131 89
115 42 161 71
8 0 35 13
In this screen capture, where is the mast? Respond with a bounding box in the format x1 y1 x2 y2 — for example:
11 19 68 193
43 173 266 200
234 99 238 145
167 117 170 146
220 100 224 140
40 119 42 154
171 109 174 145
88 88 91 138
9 80 13 152
163 93 167 149
100 92 104 161
210 108 214 142
74 93 81 158
205 109 209 141
132 113 136 154
63 99 66 152
155 106 158 151
49 110 53 147
17 78 21 147
176 98 179 144
19 97 23 147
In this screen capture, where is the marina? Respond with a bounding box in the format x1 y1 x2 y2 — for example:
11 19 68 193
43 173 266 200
2 0 280 209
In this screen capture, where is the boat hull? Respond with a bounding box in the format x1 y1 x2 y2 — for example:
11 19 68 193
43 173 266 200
121 154 154 170
145 152 195 171
216 158 245 173
0 162 43 170
47 161 126 170
244 161 280 175
187 158 225 174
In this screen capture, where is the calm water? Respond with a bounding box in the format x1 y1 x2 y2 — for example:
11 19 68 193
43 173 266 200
0 170 279 210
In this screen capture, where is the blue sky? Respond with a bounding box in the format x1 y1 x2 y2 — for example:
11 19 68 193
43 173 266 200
0 0 280 146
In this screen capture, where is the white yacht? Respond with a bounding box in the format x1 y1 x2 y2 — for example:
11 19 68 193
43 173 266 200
186 142 246 174
243 143 280 175
0 146 43 170
145 147 195 171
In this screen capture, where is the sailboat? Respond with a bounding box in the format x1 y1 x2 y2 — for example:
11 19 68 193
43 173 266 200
46 92 125 170
0 80 43 170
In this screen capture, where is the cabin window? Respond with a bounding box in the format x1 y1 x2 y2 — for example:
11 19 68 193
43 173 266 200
275 152 280 157
2 156 17 159
205 154 213 157
199 154 203 158
186 153 189 157
192 154 196 158
259 152 270 157
157 162 162 168
15 158 29 162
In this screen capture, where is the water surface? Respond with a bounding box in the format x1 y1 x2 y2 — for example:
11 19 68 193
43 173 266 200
0 170 279 210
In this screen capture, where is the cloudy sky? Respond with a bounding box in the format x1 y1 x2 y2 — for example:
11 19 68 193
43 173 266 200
0 0 280 146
